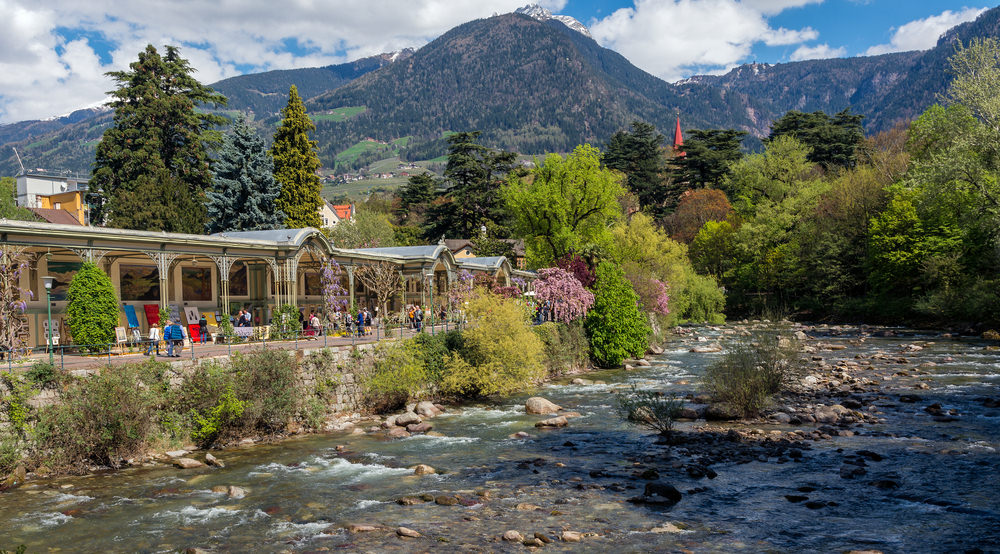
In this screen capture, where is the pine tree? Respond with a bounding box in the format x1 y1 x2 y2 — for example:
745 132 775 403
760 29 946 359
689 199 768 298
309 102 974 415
206 113 284 233
90 45 226 232
271 85 323 228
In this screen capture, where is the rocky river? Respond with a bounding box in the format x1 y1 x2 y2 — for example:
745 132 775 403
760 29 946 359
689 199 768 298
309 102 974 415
1 324 999 553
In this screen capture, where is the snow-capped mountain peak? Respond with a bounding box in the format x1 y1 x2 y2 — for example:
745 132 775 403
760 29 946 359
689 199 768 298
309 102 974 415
514 4 592 38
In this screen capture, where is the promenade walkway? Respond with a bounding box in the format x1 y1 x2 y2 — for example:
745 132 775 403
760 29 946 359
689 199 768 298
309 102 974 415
3 323 458 373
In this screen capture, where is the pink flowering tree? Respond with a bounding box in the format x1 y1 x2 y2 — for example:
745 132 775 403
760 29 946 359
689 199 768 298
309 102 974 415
320 257 348 327
651 278 671 315
0 245 31 357
535 267 594 323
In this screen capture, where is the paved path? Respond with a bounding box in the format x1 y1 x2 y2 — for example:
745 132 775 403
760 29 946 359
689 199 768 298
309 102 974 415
3 323 458 373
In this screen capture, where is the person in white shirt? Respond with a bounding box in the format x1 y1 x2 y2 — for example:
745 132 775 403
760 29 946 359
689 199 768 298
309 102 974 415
145 323 161 356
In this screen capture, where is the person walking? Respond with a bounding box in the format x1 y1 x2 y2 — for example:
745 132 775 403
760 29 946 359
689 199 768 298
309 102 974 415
364 309 371 335
415 306 423 332
145 323 161 356
198 314 208 344
164 320 176 357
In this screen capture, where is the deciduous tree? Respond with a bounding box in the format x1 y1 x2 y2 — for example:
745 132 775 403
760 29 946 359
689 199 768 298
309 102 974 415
534 267 594 323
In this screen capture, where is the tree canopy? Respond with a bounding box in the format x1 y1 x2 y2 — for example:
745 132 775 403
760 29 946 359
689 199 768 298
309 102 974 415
505 144 624 267
678 129 747 188
271 85 323 229
90 45 227 232
206 113 284 233
603 121 666 213
767 108 864 169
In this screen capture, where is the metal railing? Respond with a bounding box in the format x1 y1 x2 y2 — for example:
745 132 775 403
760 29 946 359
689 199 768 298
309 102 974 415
2 319 465 373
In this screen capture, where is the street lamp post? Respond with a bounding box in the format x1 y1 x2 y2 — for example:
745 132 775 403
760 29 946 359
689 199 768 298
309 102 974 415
425 271 434 336
42 276 54 364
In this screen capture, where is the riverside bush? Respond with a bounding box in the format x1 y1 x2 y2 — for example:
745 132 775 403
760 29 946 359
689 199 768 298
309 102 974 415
36 361 167 470
533 321 590 374
585 262 651 368
363 339 431 412
615 384 684 435
439 292 544 398
229 349 298 434
703 334 798 417
66 261 119 351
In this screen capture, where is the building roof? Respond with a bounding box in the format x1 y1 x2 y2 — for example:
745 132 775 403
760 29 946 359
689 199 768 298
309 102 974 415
457 256 511 272
29 208 82 226
350 245 447 259
211 228 329 249
332 204 353 220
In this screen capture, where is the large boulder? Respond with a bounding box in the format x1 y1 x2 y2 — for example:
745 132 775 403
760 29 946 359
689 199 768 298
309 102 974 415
525 397 562 415
414 401 442 418
411 464 436 475
394 412 422 426
704 403 739 421
535 416 569 428
173 458 204 469
643 482 682 505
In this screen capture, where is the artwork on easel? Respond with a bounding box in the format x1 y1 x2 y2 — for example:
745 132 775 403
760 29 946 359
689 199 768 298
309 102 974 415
169 304 182 324
183 306 200 325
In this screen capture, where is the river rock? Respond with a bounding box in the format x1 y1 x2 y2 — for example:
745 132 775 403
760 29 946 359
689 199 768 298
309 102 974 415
523 537 545 547
704 404 739 421
406 422 433 433
651 522 686 534
515 502 541 511
173 458 204 469
397 496 424 505
534 532 552 543
648 345 664 355
387 428 411 439
395 412 422 426
382 415 398 428
526 397 562 414
3 465 26 490
397 526 421 538
770 412 792 424
535 416 569 428
690 344 722 353
814 404 850 424
348 523 379 533
637 358 651 367
503 530 524 542
643 482 682 505
560 531 582 542
571 378 593 385
204 453 224 468
676 407 700 420
794 330 809 340
405 463 433 475
624 364 635 370
165 450 188 458
509 431 533 439
435 495 459 506
415 401 442 418
227 486 246 499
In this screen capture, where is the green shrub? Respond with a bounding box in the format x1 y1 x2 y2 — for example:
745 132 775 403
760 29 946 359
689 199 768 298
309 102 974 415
0 372 35 438
533 321 590 375
66 261 120 352
585 262 651 368
36 363 162 470
615 384 684 435
271 303 301 339
703 334 798 418
190 385 247 445
26 361 59 389
362 339 430 412
230 349 298 434
439 292 544 398
678 268 726 324
0 436 21 477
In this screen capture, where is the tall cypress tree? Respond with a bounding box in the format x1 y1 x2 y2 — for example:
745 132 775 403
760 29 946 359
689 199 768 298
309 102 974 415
271 85 323 229
90 45 226 232
206 114 284 233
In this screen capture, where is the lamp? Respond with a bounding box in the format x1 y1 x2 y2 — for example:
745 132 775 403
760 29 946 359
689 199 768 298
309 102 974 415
425 271 435 336
42 276 54 364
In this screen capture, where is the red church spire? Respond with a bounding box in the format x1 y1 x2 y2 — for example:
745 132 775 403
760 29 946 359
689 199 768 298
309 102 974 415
673 115 685 157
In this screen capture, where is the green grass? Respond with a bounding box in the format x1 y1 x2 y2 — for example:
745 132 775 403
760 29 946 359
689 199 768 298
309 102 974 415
314 106 366 122
335 139 390 164
391 136 412 147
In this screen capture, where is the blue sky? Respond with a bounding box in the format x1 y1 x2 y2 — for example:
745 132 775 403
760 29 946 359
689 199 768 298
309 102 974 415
0 0 994 123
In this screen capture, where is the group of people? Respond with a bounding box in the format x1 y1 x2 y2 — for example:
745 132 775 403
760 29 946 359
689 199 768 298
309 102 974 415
144 320 185 357
233 309 253 328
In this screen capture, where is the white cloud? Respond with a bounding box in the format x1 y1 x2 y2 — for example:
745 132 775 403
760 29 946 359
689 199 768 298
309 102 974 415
790 42 846 61
0 0 568 123
589 0 823 82
865 7 987 56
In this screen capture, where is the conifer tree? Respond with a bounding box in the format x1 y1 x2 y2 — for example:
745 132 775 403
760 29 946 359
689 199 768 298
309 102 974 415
90 45 226 232
206 114 284 233
271 85 323 228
